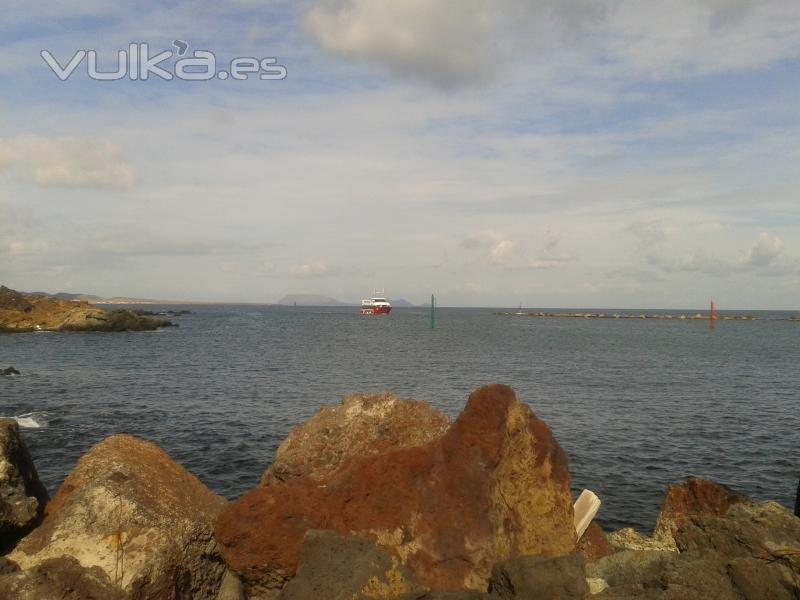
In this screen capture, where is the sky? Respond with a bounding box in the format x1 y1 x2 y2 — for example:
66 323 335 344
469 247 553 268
0 0 799 308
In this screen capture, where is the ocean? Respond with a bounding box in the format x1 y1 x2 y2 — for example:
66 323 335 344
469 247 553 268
1 305 798 532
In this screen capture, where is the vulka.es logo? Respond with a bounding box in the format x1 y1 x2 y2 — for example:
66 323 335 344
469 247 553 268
41 41 287 82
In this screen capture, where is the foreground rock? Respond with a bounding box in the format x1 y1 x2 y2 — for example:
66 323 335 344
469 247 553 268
653 477 749 542
0 555 126 600
278 530 422 600
573 522 615 562
0 419 49 552
489 554 588 599
0 285 172 333
262 392 450 485
0 367 20 376
9 434 226 599
216 384 576 595
594 478 800 599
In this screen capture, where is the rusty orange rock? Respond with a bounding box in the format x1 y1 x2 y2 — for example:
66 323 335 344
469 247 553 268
216 384 576 595
654 477 750 542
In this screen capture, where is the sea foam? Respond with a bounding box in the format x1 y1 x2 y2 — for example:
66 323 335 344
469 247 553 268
12 411 51 428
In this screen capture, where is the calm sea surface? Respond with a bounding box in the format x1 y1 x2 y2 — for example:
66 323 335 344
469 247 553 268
1 306 798 532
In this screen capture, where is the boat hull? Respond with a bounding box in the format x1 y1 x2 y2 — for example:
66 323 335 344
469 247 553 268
361 306 392 315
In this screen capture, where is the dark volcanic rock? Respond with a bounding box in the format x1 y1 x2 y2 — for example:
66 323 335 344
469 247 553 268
574 522 615 562
0 418 49 552
408 592 491 600
10 434 227 599
654 477 749 542
726 556 799 600
278 530 422 600
590 497 800 600
489 554 588 600
262 392 450 485
216 384 576 594
672 500 800 563
0 367 20 376
587 549 676 589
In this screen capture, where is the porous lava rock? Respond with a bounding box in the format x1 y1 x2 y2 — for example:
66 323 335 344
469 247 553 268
489 554 588 600
653 477 749 542
588 489 800 600
216 384 576 594
0 418 49 552
278 530 422 600
9 434 227 599
262 392 450 485
0 555 127 600
573 522 615 562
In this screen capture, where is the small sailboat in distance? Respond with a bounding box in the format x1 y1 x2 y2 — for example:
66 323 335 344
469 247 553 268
710 299 716 330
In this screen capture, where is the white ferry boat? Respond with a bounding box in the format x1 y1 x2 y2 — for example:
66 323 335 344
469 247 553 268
361 294 392 315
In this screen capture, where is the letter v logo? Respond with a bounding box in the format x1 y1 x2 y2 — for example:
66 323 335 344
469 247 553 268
40 50 87 80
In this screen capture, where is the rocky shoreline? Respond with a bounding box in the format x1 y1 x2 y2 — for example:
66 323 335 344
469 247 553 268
0 286 173 333
1 384 798 599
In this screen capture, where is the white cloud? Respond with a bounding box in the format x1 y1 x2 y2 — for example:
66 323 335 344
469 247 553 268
462 230 516 266
0 136 138 190
287 260 330 278
305 0 800 88
605 0 800 79
306 0 496 89
80 233 215 257
627 220 668 248
739 232 785 267
643 231 788 276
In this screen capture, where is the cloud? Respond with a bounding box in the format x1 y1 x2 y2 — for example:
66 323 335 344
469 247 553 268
305 0 800 88
739 232 784 267
527 258 561 270
462 230 516 266
287 260 330 278
605 0 800 79
529 227 579 268
0 135 138 189
80 234 215 257
649 250 732 276
643 232 788 276
627 219 667 248
306 0 496 89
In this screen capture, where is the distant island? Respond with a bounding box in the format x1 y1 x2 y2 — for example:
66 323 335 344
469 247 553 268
277 294 352 306
277 294 417 307
0 286 173 333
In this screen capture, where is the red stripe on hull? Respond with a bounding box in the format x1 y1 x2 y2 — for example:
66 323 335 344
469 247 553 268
361 306 392 315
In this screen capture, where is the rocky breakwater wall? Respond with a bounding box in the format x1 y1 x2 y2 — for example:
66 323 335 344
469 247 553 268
2 385 799 599
0 285 173 332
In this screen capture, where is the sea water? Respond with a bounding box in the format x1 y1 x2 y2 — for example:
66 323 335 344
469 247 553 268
1 305 797 532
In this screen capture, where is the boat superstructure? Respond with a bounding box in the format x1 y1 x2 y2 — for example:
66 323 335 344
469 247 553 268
361 293 391 315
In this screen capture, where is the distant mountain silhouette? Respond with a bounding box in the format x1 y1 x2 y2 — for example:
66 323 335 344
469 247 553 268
390 298 416 307
277 294 354 306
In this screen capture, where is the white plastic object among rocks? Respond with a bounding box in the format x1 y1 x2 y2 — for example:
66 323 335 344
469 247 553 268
574 489 601 538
